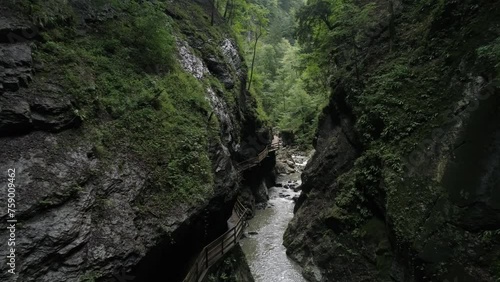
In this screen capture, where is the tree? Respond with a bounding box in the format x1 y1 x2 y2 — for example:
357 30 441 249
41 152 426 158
223 0 231 19
247 4 269 91
388 0 395 52
296 0 376 81
211 0 217 25
296 0 336 39
219 0 325 147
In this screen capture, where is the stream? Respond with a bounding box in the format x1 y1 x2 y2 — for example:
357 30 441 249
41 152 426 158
240 155 308 282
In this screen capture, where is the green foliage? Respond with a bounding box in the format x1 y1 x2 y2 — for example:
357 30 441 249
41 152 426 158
101 70 215 210
109 2 176 72
477 37 500 69
7 0 75 27
265 44 323 147
32 1 217 210
226 0 326 148
297 0 376 77
354 52 452 154
494 255 500 281
296 0 335 38
205 247 247 282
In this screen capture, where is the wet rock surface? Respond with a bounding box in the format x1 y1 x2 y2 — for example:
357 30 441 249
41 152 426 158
275 147 311 175
283 92 367 281
237 152 277 217
0 86 81 135
0 6 33 43
0 43 32 92
0 8 79 136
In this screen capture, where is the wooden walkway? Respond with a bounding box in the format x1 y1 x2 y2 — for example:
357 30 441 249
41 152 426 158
182 200 248 282
236 141 281 172
182 141 281 282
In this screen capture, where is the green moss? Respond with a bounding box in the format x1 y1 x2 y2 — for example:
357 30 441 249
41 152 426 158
477 36 500 70
359 218 393 277
493 256 500 281
6 0 76 27
38 184 83 209
27 1 233 211
93 144 107 159
250 90 270 126
334 0 500 255
80 271 102 282
38 200 56 208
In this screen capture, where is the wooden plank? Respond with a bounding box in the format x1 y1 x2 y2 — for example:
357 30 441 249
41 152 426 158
223 233 235 245
237 144 274 171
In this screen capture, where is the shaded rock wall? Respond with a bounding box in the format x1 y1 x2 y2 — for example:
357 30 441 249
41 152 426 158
238 153 277 215
284 1 500 281
0 7 79 135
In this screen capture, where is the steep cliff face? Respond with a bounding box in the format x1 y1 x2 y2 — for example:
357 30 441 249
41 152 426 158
0 1 267 281
285 1 500 281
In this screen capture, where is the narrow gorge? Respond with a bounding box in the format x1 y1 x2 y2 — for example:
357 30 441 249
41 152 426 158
0 0 499 282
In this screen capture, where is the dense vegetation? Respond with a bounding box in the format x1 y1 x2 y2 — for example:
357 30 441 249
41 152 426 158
214 0 330 147
294 0 500 205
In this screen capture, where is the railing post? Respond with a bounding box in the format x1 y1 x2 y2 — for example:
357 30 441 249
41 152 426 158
205 248 209 269
221 236 224 255
182 204 250 282
196 258 199 281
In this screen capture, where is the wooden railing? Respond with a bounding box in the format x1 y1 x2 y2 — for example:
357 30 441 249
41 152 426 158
236 141 281 172
269 141 281 152
183 200 248 282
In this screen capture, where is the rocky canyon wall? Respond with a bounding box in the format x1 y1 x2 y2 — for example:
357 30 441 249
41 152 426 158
285 1 500 281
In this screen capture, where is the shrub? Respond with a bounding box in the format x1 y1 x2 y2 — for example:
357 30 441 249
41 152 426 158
107 2 176 72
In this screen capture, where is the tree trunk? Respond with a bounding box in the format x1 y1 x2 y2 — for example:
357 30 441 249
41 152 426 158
211 0 216 26
299 95 305 122
228 0 235 25
248 27 262 91
283 90 286 113
223 0 230 19
351 34 360 82
389 0 395 53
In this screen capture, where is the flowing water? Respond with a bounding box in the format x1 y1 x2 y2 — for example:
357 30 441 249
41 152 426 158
240 154 308 282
